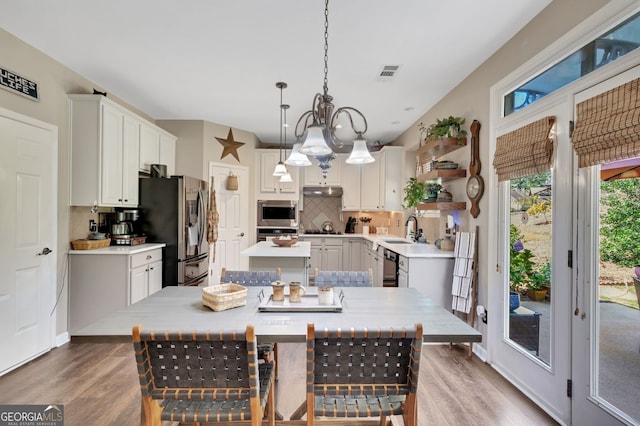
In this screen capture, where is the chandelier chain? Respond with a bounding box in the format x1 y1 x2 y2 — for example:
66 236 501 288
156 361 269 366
323 0 329 94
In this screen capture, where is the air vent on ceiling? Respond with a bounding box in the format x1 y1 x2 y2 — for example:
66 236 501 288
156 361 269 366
378 65 400 79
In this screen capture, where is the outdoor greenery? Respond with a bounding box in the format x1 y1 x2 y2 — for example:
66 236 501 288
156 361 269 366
509 225 551 292
526 196 551 223
600 179 640 268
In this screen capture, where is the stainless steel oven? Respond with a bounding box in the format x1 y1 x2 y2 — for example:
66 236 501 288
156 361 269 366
256 227 298 242
257 200 298 227
383 249 399 287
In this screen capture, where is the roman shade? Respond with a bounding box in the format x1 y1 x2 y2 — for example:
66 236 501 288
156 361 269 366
572 77 640 168
493 116 556 182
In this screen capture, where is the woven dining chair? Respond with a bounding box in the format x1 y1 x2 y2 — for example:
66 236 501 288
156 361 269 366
219 267 280 376
306 322 423 426
220 267 280 286
312 268 373 287
132 324 275 426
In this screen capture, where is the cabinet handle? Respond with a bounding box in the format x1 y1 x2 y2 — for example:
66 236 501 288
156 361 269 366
118 198 123 202
146 255 152 260
124 199 128 202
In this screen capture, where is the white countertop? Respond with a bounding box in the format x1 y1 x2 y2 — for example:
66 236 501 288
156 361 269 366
68 242 166 255
299 233 454 258
241 241 311 258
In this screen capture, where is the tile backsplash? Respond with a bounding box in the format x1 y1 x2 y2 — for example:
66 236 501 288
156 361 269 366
300 195 404 235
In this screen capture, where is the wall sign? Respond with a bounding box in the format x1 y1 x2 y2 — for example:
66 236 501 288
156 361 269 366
0 66 40 101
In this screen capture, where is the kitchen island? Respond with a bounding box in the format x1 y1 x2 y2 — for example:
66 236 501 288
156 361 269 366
241 241 311 284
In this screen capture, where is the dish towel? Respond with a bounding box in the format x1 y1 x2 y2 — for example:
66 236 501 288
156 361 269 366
207 181 219 261
451 231 476 314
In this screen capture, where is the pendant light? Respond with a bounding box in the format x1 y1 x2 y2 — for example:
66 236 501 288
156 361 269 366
272 82 289 177
294 0 374 174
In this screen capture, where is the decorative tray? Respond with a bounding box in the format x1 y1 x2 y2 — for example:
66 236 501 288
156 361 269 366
257 289 344 312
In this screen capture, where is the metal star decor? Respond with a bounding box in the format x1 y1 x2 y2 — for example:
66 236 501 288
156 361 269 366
215 128 245 162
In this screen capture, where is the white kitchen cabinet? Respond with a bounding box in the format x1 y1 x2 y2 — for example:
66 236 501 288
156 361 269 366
340 156 362 210
69 95 140 207
360 147 404 211
69 246 163 333
303 237 343 273
398 255 408 288
303 156 342 186
130 249 163 304
342 238 363 271
256 149 299 199
399 254 454 308
139 122 177 176
363 241 383 286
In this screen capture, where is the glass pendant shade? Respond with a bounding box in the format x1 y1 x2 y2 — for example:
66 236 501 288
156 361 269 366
285 143 312 166
272 161 288 176
279 172 293 183
298 125 332 155
346 137 375 164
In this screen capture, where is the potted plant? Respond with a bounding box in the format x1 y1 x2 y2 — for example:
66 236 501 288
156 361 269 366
418 116 468 143
402 177 426 209
424 183 442 201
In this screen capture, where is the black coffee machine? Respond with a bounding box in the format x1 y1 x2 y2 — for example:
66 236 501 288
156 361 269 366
98 208 142 244
345 217 357 234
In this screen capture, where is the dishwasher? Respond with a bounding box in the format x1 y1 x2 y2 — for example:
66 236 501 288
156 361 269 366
382 249 398 287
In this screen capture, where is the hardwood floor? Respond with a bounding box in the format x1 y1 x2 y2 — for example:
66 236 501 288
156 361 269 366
0 342 557 426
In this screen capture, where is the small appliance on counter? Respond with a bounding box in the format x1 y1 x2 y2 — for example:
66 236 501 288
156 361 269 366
98 208 146 245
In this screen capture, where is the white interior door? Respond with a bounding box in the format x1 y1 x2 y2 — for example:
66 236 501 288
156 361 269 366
0 107 57 375
572 65 640 426
490 101 572 424
208 163 250 283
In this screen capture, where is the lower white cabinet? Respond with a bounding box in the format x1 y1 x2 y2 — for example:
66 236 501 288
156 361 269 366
69 247 163 333
342 238 363 271
302 237 343 273
399 254 454 308
130 251 163 304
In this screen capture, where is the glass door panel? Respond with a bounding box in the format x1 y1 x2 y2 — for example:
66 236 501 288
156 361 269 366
508 171 552 365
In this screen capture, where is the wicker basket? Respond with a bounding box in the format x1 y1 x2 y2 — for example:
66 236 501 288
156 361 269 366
71 238 111 250
202 284 247 311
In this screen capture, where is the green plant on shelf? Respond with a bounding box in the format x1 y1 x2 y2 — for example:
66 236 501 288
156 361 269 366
418 116 467 142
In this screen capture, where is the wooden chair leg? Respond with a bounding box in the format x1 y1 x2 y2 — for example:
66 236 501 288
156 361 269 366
267 376 275 426
140 396 162 426
379 415 387 426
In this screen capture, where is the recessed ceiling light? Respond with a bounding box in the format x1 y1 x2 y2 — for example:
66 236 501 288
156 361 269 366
404 107 414 112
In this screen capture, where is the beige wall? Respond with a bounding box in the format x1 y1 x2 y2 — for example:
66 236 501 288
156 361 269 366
393 0 611 346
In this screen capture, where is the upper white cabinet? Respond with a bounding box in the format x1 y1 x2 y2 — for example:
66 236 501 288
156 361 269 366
303 157 342 186
340 155 362 210
69 94 176 207
256 149 299 199
69 95 140 207
139 122 176 176
342 146 404 211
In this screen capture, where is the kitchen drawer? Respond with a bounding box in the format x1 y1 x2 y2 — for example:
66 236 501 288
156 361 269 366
131 249 162 269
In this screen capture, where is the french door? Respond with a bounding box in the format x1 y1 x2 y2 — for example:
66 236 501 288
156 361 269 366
491 100 573 424
572 65 640 426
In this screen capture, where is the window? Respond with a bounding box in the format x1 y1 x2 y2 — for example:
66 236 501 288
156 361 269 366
504 12 640 116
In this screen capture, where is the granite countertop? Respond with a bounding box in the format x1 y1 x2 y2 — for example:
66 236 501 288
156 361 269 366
299 233 455 258
68 242 166 255
241 241 311 258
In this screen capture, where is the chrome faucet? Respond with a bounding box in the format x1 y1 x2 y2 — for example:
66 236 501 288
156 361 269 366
405 215 418 242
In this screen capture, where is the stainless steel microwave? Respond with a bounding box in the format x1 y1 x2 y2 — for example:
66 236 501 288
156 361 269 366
257 200 298 227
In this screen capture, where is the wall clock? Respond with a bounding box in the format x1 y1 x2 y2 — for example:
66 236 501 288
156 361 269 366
467 120 484 218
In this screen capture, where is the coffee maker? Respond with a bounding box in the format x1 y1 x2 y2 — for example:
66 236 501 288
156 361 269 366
99 208 142 245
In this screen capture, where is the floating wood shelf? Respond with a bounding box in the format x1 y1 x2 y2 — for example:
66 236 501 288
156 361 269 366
417 201 467 211
417 169 467 183
417 137 467 160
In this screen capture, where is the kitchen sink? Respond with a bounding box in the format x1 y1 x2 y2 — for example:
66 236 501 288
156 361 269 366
383 239 413 244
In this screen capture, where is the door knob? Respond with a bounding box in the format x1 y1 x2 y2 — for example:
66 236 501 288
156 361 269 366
37 247 52 256
238 232 245 237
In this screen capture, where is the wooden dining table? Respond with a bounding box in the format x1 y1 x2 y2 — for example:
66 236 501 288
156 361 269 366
71 285 482 344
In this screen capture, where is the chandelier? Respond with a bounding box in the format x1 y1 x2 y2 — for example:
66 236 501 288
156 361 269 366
293 0 375 173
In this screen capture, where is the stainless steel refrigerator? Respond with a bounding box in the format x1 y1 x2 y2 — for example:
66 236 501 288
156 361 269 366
139 176 208 286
